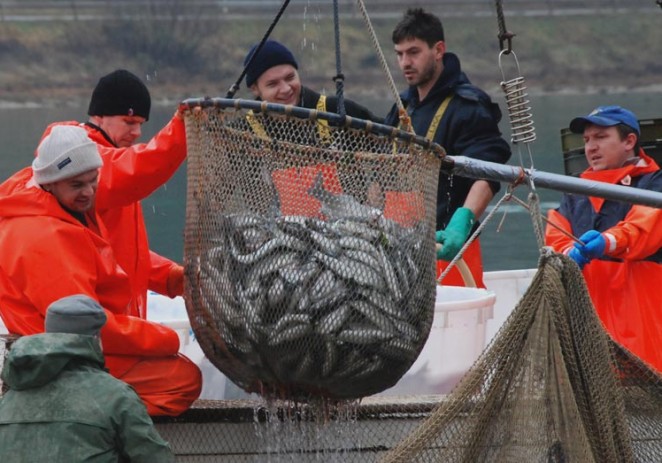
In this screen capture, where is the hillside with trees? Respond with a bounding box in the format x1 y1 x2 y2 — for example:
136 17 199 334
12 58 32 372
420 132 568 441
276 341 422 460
1 0 661 106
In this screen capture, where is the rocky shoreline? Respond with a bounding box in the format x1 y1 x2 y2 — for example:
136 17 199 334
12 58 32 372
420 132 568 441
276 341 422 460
2 8 661 112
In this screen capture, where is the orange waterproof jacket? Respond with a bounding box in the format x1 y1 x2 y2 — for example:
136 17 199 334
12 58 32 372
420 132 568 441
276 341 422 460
39 117 187 318
0 168 180 375
545 151 662 372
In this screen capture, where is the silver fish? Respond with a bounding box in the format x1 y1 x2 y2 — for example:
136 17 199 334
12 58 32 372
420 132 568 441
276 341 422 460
307 171 382 221
317 303 352 335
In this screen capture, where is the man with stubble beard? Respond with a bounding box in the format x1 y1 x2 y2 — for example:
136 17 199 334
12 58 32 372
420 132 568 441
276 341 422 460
385 8 511 288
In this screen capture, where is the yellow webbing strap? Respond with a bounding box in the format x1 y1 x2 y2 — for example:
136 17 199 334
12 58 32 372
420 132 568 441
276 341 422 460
246 95 332 144
316 94 332 144
425 93 454 141
393 93 453 154
246 110 271 141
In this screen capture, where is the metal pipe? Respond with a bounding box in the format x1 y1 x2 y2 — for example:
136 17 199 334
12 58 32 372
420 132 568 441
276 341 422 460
447 156 662 209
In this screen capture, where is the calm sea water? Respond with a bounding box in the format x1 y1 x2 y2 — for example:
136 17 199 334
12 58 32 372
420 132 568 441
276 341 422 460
1 92 660 271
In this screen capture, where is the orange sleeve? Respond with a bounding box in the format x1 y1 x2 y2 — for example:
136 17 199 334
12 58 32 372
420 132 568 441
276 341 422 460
95 115 187 210
544 209 574 255
100 311 180 357
148 250 184 297
605 205 662 260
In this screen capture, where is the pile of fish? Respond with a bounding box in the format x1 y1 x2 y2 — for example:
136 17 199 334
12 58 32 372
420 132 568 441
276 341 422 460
194 178 435 398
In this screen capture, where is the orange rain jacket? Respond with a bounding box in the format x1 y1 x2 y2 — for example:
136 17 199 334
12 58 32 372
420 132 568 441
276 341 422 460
0 168 200 415
545 151 662 372
8 115 202 415
39 116 187 319
0 168 181 373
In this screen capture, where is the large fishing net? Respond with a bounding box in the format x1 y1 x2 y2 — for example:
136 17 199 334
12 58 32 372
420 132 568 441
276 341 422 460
181 98 442 401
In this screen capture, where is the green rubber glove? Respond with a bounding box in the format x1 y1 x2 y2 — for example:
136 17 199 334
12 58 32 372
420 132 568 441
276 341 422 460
435 207 475 261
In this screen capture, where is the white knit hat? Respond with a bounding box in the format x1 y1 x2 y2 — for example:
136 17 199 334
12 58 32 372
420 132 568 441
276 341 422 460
32 126 103 184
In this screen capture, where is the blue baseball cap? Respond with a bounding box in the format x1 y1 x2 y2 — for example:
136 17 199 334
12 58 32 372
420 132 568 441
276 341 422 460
569 105 640 135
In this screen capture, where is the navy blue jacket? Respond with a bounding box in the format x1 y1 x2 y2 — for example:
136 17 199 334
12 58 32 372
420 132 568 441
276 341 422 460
385 53 511 229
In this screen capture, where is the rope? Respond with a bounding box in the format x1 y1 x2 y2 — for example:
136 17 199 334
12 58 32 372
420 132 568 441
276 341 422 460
505 194 584 246
225 0 291 98
527 191 546 250
354 0 411 132
494 0 515 54
331 0 346 118
436 165 576 284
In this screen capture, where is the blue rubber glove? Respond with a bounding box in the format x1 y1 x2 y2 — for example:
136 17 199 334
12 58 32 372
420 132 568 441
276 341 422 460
436 207 475 261
574 230 606 259
568 247 590 270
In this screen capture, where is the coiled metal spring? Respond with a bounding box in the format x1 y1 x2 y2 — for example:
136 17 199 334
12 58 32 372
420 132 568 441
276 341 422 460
499 51 536 145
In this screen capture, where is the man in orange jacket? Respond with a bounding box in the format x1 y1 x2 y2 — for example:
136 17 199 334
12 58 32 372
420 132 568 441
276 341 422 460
545 105 662 373
40 70 187 319
0 126 201 416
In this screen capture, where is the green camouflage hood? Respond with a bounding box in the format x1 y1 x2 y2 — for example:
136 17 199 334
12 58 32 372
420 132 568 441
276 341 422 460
1 333 104 390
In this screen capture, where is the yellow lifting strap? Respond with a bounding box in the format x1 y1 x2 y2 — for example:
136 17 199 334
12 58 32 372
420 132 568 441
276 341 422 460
246 110 270 141
315 94 332 144
425 94 454 141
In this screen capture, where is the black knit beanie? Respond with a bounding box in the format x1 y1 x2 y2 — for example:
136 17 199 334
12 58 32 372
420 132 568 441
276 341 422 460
244 40 299 87
87 69 151 120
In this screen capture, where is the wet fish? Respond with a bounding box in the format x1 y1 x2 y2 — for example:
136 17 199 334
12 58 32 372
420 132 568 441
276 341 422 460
307 172 382 221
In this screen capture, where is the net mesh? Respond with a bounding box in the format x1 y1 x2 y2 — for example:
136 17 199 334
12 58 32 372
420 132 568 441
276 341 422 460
181 99 442 400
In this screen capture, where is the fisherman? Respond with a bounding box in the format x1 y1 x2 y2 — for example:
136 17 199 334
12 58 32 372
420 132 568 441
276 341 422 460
243 39 383 217
39 69 187 320
385 8 511 288
0 295 176 462
545 105 662 373
0 125 201 416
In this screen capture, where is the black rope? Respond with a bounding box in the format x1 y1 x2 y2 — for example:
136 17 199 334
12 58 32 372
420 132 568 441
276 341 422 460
494 0 515 54
332 0 346 118
225 0 292 98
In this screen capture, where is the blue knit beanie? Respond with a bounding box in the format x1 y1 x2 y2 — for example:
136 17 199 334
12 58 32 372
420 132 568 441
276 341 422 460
244 40 298 87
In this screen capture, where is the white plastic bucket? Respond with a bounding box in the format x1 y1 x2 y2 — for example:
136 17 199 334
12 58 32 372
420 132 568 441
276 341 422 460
377 285 496 396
